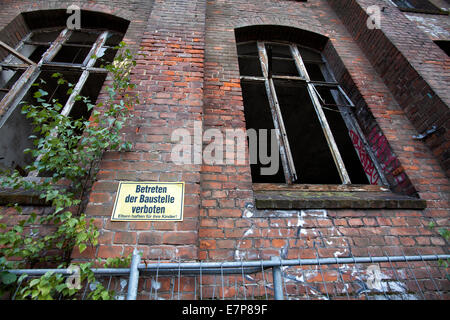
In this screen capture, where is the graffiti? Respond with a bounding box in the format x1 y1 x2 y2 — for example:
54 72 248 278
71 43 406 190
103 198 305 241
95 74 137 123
349 130 380 185
367 127 409 189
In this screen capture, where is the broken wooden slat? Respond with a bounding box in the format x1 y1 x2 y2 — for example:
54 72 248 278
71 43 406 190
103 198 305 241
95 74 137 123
290 45 351 184
0 40 35 65
258 41 298 183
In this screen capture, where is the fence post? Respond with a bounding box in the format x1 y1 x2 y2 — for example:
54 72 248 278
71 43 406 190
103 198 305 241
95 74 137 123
271 256 284 300
126 248 141 300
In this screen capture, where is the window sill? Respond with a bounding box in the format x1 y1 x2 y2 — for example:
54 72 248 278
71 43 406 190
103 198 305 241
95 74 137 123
253 184 427 210
0 177 70 206
0 188 47 206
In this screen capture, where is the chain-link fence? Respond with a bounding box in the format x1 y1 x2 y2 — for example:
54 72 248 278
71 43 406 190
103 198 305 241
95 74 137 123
4 250 450 300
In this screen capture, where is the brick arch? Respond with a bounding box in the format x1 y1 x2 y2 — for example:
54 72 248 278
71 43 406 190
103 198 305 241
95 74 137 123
0 8 133 55
234 24 329 51
232 15 332 41
21 9 130 34
6 2 135 25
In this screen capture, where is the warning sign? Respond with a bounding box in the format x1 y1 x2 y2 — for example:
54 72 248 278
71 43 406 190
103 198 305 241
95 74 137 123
111 181 185 221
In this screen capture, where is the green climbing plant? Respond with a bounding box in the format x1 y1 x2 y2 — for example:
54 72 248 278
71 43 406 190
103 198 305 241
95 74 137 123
0 41 139 299
428 221 450 280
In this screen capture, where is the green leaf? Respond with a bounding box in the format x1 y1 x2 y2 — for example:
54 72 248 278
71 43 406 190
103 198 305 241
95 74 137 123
30 278 40 287
0 271 17 285
79 243 87 253
33 89 48 99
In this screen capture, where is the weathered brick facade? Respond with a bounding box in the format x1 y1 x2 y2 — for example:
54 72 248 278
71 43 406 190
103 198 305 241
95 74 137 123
0 0 448 299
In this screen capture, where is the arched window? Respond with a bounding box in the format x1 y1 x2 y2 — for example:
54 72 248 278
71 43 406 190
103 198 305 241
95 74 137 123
237 40 387 186
0 14 126 176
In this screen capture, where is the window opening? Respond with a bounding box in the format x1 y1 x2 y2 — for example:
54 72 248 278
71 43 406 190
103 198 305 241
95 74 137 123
237 41 385 186
0 27 124 176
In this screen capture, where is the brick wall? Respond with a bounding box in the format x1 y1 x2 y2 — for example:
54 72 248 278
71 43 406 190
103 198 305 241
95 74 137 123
0 0 448 299
75 0 206 262
328 0 450 177
198 0 448 263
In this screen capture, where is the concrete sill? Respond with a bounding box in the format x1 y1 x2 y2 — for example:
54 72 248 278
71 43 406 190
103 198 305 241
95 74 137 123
0 188 47 206
253 184 427 210
0 178 70 206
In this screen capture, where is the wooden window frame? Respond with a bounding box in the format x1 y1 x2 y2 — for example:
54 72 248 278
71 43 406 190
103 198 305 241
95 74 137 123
239 40 389 187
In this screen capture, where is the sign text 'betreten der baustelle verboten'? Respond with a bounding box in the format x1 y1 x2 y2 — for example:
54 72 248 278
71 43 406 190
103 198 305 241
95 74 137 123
111 182 184 221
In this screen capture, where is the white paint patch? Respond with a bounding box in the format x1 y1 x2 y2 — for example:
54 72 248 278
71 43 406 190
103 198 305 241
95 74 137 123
301 209 327 218
405 14 450 38
334 250 347 258
244 208 253 218
151 280 161 290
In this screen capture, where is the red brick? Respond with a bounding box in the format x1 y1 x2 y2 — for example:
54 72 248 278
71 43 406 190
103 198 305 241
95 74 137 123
114 232 137 244
199 228 224 238
348 218 364 227
97 246 123 259
138 232 163 245
163 231 197 245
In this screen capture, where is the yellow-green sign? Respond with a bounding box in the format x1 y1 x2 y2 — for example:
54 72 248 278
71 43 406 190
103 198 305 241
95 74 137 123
111 181 185 221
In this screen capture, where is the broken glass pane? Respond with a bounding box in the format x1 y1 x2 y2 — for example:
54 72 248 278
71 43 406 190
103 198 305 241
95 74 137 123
266 43 298 77
241 80 285 183
66 30 100 46
93 47 118 68
274 79 341 184
237 42 262 77
51 45 92 64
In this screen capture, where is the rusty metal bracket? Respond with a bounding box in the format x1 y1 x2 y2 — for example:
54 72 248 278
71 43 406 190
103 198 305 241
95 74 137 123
412 125 438 140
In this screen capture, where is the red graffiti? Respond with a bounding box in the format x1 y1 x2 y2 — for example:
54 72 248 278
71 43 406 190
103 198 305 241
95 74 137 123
349 129 380 185
367 127 409 188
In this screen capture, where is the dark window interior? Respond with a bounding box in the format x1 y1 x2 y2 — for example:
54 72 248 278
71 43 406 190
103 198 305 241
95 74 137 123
70 72 107 121
274 80 341 184
434 40 450 56
266 43 298 77
238 41 377 185
237 42 262 77
321 108 370 184
51 45 92 64
304 63 326 81
241 80 285 183
66 30 100 45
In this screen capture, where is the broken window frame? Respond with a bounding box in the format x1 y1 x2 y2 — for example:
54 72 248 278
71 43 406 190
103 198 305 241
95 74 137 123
239 40 388 186
0 27 121 178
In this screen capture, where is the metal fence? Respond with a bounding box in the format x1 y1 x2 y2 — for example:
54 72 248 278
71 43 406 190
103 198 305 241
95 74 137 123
5 250 450 300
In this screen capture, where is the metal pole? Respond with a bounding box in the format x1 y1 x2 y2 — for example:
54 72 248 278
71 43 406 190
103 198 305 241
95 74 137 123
126 249 141 300
271 257 284 300
5 255 450 276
